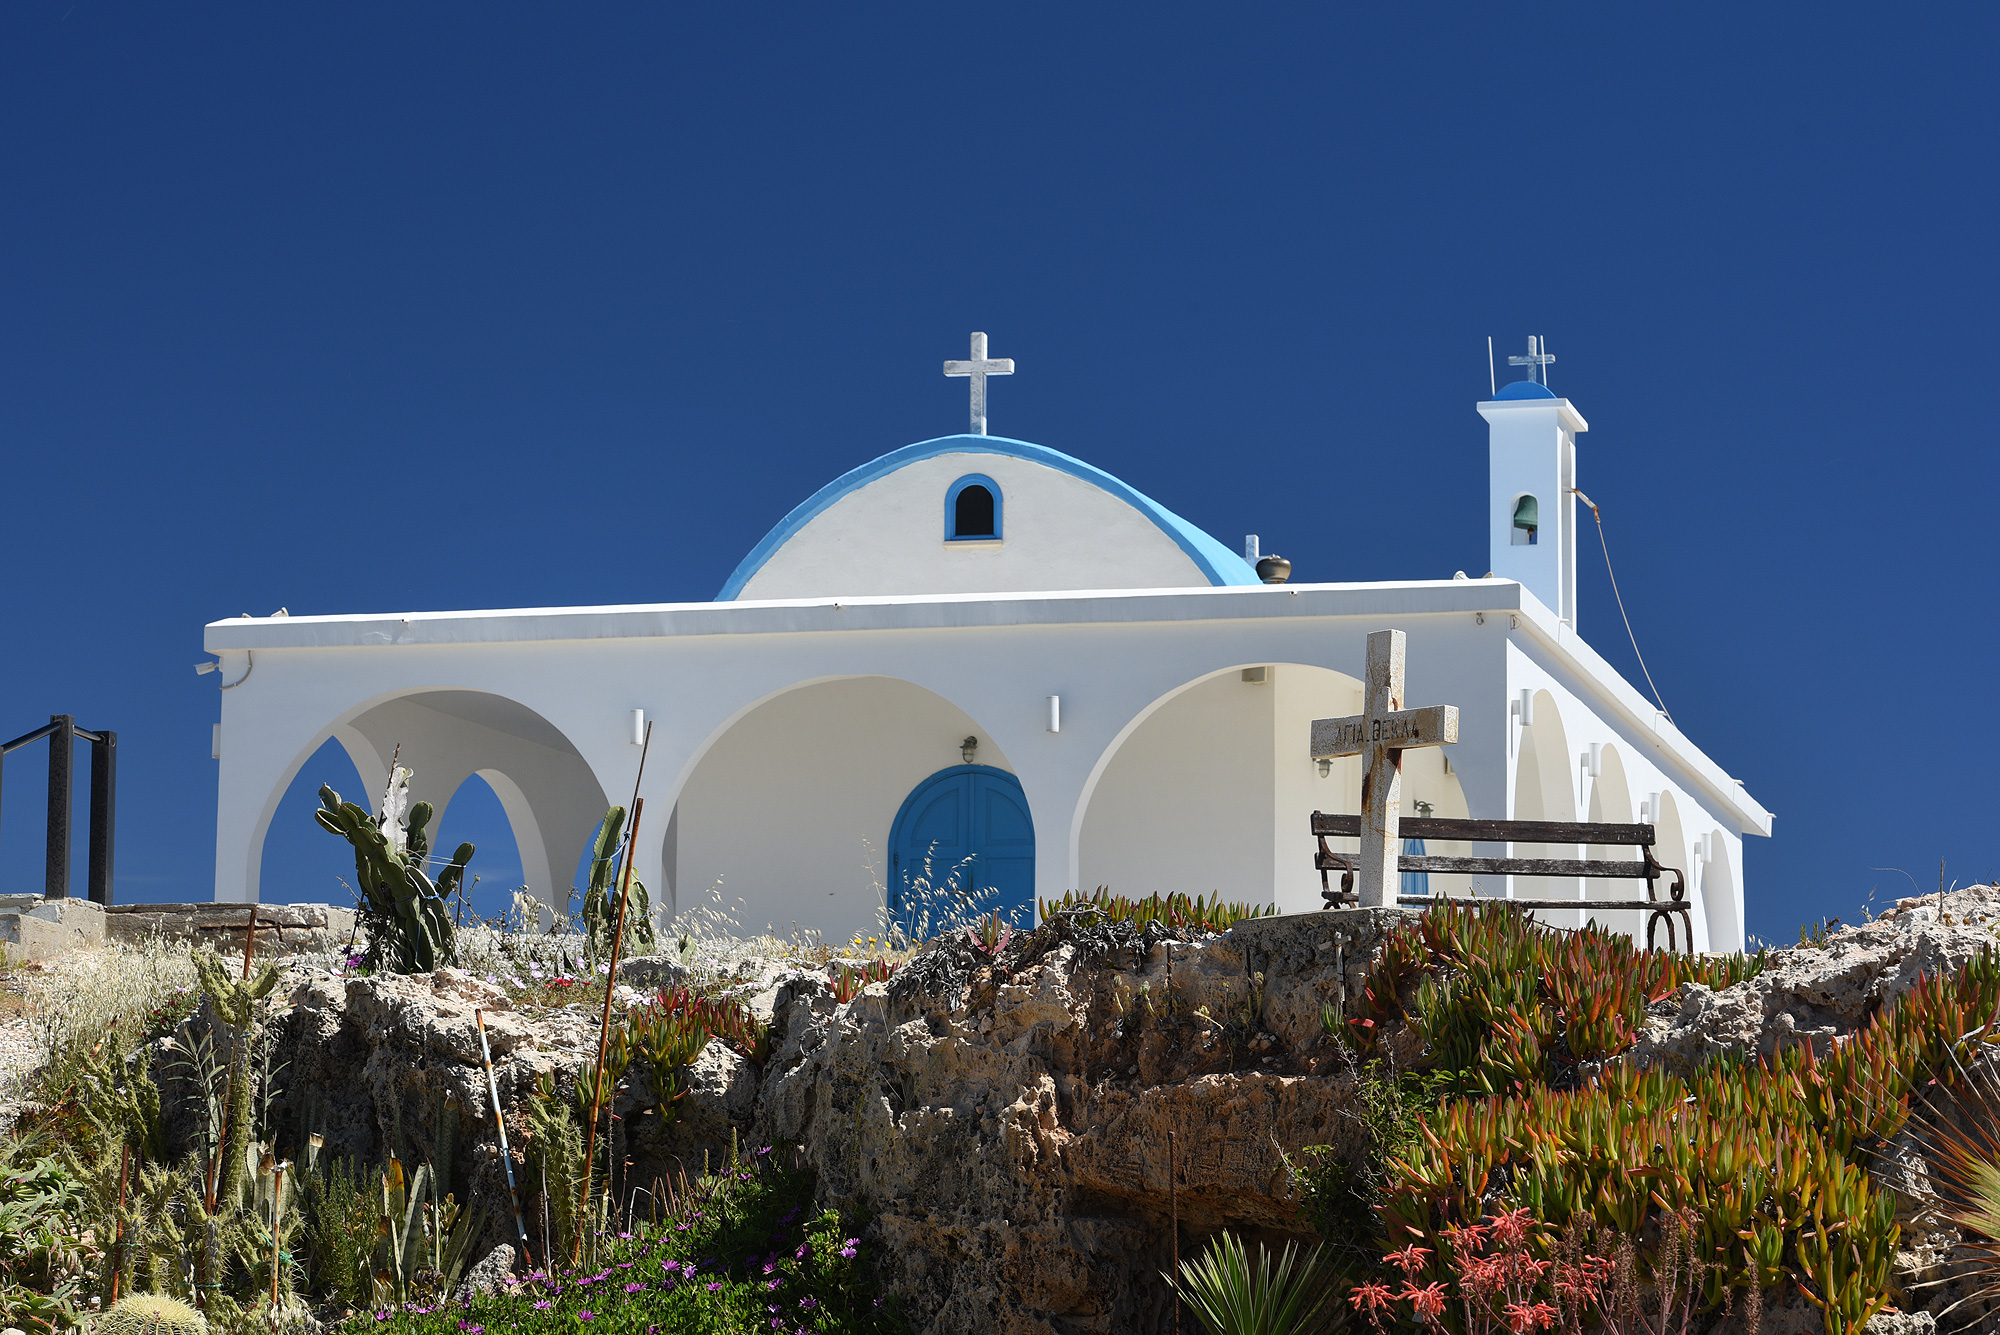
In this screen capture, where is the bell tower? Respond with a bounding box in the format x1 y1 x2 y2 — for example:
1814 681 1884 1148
1479 337 1589 626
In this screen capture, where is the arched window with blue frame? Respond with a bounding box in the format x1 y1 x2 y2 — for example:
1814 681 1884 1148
945 474 1002 541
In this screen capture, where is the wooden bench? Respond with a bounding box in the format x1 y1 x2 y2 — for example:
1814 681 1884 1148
1312 811 1692 950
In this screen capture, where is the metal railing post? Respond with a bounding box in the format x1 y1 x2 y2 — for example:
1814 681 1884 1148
45 715 74 899
89 730 116 905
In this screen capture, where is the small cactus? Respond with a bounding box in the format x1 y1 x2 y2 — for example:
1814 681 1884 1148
95 1293 207 1335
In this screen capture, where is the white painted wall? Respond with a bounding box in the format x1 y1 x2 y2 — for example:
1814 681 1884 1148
1078 672 1276 904
205 581 1767 952
736 452 1211 599
674 676 1011 942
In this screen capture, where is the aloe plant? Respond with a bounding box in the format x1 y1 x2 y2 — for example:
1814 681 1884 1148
371 1156 485 1306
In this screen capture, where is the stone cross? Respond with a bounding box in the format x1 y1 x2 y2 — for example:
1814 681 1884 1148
943 332 1014 436
1310 629 1459 908
1507 335 1555 386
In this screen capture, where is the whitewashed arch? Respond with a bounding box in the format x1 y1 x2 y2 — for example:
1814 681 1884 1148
1651 790 1695 950
666 674 1017 942
1702 828 1741 954
236 685 609 908
1584 743 1637 938
1071 662 1367 915
1512 688 1579 926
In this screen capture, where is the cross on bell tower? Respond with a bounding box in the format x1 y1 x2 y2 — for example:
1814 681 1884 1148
943 332 1014 436
1508 335 1555 386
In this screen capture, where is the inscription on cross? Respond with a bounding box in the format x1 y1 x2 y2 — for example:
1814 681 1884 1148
1310 629 1459 908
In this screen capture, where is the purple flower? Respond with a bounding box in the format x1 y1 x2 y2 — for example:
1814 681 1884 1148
533 1300 552 1310
706 1281 723 1292
840 1245 858 1259
794 1243 810 1260
768 1278 785 1290
579 1311 595 1322
625 1282 645 1293
374 1315 389 1324
771 1320 786 1330
799 1298 818 1310
756 1145 772 1156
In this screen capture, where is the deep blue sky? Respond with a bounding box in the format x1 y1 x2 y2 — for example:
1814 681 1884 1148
2 6 1994 941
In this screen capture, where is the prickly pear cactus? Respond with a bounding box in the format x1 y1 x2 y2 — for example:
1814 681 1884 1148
95 1293 208 1335
315 766 469 972
582 805 653 970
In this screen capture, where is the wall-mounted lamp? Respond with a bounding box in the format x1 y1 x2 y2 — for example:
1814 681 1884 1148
630 708 646 747
1414 800 1434 818
961 735 979 765
1046 695 1062 733
1515 689 1536 726
1317 757 1332 778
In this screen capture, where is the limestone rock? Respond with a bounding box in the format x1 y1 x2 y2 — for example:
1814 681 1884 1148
1628 886 2000 1076
456 1243 516 1297
754 909 1398 1335
616 953 688 991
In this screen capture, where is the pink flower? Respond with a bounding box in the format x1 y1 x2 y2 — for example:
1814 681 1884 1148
1386 1244 1431 1278
707 1281 723 1292
1503 1302 1557 1333
1490 1209 1536 1249
1402 1282 1449 1323
578 1311 595 1322
1349 1281 1396 1311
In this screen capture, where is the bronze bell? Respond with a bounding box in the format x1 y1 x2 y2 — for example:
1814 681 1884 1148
1255 555 1291 584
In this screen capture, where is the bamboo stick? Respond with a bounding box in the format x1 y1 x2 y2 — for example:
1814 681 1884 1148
476 1008 534 1266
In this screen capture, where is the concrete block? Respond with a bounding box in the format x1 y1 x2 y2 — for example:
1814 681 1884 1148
103 901 356 954
0 903 104 962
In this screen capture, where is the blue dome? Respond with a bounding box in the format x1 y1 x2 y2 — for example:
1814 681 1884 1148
1494 380 1557 400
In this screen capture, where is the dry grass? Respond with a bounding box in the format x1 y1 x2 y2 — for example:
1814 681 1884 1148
20 932 201 1070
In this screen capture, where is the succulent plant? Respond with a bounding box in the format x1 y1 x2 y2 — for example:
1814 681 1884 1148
582 805 654 969
315 771 468 972
95 1293 208 1335
1334 902 2000 1335
1038 887 1274 933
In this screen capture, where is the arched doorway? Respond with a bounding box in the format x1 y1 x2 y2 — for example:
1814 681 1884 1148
888 765 1035 935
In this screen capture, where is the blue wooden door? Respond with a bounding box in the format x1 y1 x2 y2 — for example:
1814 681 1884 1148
888 765 1035 934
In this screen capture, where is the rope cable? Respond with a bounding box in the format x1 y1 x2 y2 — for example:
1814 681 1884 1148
1571 488 1672 723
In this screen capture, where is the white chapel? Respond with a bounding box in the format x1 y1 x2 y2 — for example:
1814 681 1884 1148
202 338 1770 951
